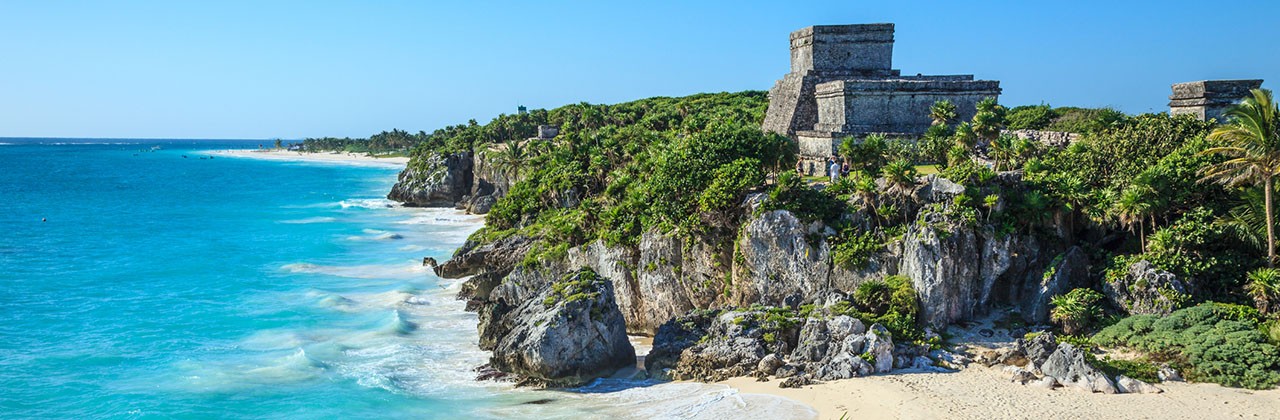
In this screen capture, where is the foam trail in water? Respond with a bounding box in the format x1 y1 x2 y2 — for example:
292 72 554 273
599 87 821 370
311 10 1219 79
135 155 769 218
346 229 404 241
281 261 426 279
280 216 338 224
339 198 397 209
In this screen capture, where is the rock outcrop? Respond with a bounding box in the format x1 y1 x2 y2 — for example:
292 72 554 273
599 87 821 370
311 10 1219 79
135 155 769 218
1021 247 1090 323
388 152 473 207
487 268 635 387
1104 260 1192 316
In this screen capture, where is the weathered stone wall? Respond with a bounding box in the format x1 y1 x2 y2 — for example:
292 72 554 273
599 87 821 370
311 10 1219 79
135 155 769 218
1003 129 1079 147
790 24 895 74
1169 79 1263 121
814 78 998 136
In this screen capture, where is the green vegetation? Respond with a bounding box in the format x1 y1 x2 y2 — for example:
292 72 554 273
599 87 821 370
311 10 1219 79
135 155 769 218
396 86 1280 389
543 267 604 307
1049 288 1105 335
1005 104 1126 134
1093 303 1280 389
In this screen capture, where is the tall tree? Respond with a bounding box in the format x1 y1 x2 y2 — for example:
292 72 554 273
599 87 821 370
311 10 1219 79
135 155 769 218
929 100 958 127
1199 89 1280 266
971 97 1007 143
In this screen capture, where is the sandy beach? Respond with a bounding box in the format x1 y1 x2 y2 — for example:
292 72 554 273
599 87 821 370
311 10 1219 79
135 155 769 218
717 366 1280 419
211 149 410 167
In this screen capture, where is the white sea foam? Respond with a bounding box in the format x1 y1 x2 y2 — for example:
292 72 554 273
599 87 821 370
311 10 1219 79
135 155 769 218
281 261 426 279
346 229 404 241
280 216 338 224
339 199 397 209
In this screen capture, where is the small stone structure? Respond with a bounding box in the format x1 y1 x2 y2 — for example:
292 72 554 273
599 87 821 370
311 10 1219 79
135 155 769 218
763 23 1001 161
1169 79 1263 121
536 125 559 140
1002 129 1079 148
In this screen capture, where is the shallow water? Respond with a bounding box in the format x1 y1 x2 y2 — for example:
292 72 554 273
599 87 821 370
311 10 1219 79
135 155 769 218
0 139 815 419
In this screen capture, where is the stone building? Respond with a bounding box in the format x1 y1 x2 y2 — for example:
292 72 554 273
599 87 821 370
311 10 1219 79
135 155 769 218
1169 79 1263 122
762 24 1001 162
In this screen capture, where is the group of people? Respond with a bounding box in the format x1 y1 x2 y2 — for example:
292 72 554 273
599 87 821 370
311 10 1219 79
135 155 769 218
796 155 852 183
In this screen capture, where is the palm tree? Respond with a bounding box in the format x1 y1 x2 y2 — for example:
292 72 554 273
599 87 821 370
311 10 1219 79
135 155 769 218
971 98 1006 143
952 122 977 150
850 172 880 226
881 159 919 222
1199 88 1280 267
1114 187 1153 252
1246 267 1280 314
929 100 958 127
494 141 528 180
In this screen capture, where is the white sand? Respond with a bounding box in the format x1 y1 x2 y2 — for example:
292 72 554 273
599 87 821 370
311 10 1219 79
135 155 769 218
211 149 409 167
717 366 1280 419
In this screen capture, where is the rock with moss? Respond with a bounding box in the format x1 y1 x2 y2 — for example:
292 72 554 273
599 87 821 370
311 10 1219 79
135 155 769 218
487 268 635 387
733 210 834 306
645 309 720 377
654 308 800 381
1021 247 1089 323
388 151 473 207
1103 260 1192 316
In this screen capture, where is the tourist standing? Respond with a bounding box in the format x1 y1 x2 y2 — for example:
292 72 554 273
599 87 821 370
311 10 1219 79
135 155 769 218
829 159 841 184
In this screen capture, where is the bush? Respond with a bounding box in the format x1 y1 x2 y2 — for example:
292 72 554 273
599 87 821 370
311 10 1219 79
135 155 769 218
1006 105 1056 130
832 230 881 270
1092 303 1280 389
1050 288 1105 335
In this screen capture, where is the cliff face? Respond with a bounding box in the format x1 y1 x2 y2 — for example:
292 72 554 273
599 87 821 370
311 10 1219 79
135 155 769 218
445 206 1081 338
387 150 511 214
387 152 473 207
423 159 1088 384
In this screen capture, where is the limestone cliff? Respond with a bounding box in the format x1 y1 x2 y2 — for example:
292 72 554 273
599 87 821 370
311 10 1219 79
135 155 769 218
387 150 511 214
433 171 1091 386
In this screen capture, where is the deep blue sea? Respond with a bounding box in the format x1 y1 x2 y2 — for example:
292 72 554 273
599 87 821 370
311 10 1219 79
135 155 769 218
0 139 814 419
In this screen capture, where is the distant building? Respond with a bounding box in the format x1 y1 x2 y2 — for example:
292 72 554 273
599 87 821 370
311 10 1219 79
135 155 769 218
1169 79 1263 122
762 23 1001 161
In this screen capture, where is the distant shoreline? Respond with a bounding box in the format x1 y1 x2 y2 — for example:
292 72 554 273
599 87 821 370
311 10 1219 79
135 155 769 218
210 149 409 167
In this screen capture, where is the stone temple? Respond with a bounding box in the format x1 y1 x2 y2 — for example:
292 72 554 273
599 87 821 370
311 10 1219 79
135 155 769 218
1169 79 1263 122
762 23 1001 160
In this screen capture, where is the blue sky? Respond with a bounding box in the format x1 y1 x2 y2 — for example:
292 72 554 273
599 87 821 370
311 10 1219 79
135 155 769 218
1 1 1277 139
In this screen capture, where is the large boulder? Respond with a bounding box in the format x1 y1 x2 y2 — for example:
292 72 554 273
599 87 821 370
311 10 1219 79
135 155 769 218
488 268 635 387
1115 375 1163 394
1039 343 1116 393
388 152 473 206
791 315 873 380
1103 260 1192 316
435 235 532 279
645 310 718 378
655 309 796 382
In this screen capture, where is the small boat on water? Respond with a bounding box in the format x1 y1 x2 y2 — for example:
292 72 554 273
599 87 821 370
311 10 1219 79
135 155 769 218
150 145 162 151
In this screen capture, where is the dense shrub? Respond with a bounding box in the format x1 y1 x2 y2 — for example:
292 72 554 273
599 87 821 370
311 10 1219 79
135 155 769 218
1092 303 1280 389
1050 288 1106 335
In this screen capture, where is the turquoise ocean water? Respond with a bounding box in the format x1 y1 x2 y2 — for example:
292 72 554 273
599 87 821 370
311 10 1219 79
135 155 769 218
0 139 815 419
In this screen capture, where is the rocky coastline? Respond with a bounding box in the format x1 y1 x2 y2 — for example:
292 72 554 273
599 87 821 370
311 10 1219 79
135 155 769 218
388 150 1187 393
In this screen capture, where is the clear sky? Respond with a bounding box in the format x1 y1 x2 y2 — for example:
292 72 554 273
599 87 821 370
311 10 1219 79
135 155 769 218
1 0 1277 139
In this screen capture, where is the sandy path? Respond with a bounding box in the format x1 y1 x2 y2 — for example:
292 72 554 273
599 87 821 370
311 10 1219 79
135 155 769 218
719 366 1280 419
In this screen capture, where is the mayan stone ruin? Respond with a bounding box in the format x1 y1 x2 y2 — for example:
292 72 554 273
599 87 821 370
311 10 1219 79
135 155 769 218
1169 79 1264 121
762 23 1001 160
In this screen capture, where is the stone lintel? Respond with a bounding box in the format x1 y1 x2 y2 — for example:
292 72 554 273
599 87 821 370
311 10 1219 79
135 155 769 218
814 79 1002 98
789 24 895 43
1169 79 1263 101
